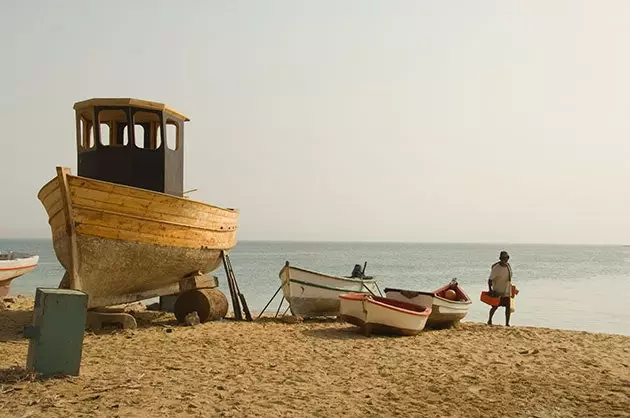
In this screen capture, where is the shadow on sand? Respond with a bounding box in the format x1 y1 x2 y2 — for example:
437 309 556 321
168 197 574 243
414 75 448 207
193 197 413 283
301 322 454 340
0 309 32 343
0 365 74 386
301 325 372 340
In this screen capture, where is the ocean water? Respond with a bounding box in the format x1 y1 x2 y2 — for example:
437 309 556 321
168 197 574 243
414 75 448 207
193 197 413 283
2 239 629 336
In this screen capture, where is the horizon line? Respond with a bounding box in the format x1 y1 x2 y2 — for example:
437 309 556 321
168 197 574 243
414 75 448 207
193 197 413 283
0 237 626 247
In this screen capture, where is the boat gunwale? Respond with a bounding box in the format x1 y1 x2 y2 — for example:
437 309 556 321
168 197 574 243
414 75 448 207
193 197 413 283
384 284 473 306
0 262 38 272
433 281 472 304
288 278 376 294
433 294 472 305
38 168 239 215
366 297 432 317
280 263 378 285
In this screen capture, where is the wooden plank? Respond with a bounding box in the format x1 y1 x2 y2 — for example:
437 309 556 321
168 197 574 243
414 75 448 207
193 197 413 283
222 251 242 320
70 193 237 228
49 207 67 227
88 282 181 308
179 274 218 292
73 208 237 244
226 254 252 321
71 197 237 231
42 195 64 220
37 177 59 201
72 98 190 122
74 223 236 249
56 167 82 291
67 175 238 217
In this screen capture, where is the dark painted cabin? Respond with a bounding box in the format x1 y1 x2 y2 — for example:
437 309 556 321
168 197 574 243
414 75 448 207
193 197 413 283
73 98 190 197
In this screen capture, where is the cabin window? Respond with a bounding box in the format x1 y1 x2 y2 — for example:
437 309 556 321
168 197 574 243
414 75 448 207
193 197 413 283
155 123 163 149
166 121 178 150
77 117 84 149
134 125 145 148
100 122 111 146
80 117 94 149
133 111 161 149
97 109 127 147
119 125 130 146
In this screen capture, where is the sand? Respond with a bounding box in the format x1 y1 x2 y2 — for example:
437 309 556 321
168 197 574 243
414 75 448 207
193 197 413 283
1 295 629 418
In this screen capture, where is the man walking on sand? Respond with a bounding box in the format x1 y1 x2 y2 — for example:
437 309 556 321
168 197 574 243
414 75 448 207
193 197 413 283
487 250 512 326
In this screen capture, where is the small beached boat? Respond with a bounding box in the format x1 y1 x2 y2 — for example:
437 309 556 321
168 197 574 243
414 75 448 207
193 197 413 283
279 262 381 318
37 98 239 308
338 293 432 336
0 252 39 297
384 279 471 328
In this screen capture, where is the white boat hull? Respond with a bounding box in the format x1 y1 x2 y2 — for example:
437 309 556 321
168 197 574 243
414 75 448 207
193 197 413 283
384 281 471 328
279 263 380 318
339 293 431 336
0 254 39 297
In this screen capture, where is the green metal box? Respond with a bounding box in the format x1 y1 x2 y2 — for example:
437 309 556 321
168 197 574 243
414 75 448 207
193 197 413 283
25 288 88 377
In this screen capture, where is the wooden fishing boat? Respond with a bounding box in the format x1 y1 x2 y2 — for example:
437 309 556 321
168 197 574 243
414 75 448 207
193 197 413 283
0 252 39 297
38 167 238 308
338 292 431 336
384 279 471 328
279 262 381 318
37 97 239 309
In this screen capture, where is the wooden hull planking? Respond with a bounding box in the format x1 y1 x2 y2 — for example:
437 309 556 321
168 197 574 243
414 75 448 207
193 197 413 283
279 263 380 318
37 167 238 308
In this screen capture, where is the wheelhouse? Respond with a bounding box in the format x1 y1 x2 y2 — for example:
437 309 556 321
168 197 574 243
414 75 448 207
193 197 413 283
73 98 189 196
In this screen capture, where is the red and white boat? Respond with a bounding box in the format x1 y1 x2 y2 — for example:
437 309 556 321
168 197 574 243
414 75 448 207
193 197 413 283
0 252 39 297
384 279 471 329
338 293 431 336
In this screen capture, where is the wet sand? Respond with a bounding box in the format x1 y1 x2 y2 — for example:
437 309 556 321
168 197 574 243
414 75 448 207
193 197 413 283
1 295 629 417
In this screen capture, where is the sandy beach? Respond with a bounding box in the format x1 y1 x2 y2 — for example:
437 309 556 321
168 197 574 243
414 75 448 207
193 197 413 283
1 295 629 418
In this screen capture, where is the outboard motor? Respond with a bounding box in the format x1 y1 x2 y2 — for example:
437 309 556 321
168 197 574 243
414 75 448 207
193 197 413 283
350 264 364 279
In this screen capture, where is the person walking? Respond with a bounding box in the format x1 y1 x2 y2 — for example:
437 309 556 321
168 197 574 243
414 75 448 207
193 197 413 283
487 250 512 326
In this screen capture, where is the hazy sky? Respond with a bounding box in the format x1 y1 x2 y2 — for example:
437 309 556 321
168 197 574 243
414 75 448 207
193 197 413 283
1 1 630 244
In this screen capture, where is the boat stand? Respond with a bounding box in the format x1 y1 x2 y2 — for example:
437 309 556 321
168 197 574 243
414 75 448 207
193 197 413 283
257 285 291 320
221 250 252 321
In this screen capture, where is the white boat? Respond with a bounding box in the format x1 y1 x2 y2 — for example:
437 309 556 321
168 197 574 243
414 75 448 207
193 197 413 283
279 262 381 318
0 252 39 297
384 279 471 329
338 292 432 336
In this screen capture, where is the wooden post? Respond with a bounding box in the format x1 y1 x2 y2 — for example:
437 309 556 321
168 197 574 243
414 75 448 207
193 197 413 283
221 250 242 320
227 255 252 321
56 167 82 291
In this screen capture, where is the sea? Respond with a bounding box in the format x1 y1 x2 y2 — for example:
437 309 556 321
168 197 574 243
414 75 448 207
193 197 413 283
2 239 629 336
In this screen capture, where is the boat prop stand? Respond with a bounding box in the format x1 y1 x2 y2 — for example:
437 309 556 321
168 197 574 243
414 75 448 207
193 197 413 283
221 250 252 321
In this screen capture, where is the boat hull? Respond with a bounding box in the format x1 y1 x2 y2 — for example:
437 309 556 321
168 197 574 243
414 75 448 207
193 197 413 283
279 263 380 318
0 254 39 297
384 281 471 329
38 167 238 308
339 293 431 336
